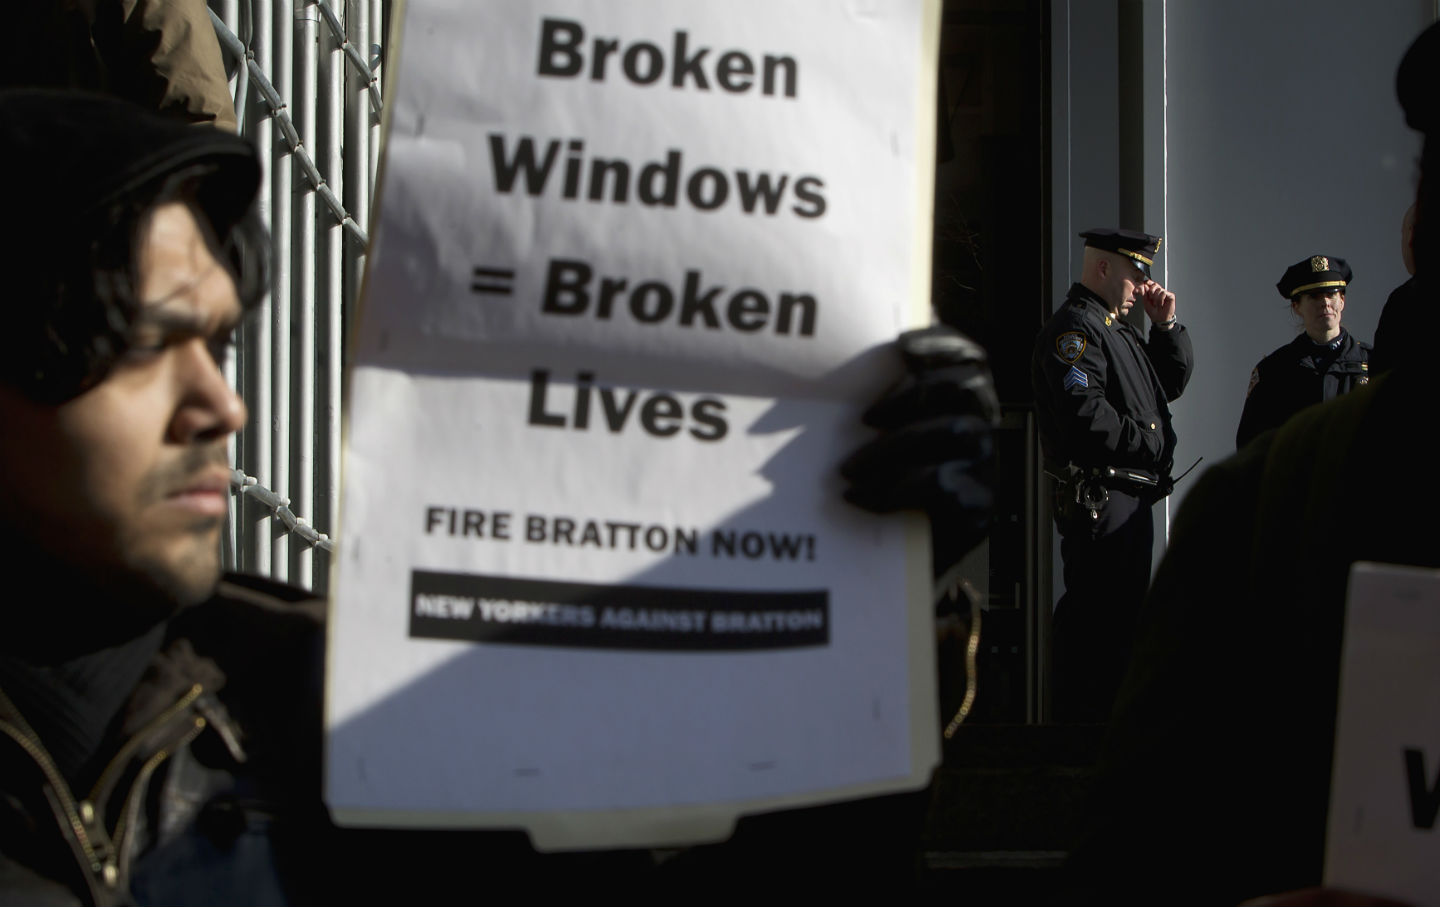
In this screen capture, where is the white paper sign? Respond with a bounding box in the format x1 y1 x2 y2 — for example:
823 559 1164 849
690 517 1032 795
327 0 941 849
1325 562 1440 904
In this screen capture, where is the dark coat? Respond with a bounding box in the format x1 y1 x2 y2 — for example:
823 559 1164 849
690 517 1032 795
1372 277 1422 375
1030 283 1194 478
0 576 653 906
1235 328 1370 449
0 576 330 906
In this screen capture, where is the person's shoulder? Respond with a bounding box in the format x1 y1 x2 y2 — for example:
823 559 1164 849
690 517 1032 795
1191 422 1276 516
1385 275 1421 304
1041 297 1108 337
1034 307 1105 373
215 572 325 616
172 575 328 758
171 573 326 664
1221 375 1387 506
1035 304 1076 359
1243 368 1434 576
1260 371 1384 484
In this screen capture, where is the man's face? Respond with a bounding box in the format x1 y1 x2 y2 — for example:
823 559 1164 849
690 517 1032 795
1292 288 1345 342
1106 256 1148 316
0 202 247 608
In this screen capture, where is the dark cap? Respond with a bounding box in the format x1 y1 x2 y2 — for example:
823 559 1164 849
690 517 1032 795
0 89 260 244
1080 228 1163 277
1277 255 1352 299
1398 22 1440 134
0 90 262 402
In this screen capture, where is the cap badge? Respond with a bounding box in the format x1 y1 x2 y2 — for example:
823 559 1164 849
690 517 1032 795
1311 256 1329 272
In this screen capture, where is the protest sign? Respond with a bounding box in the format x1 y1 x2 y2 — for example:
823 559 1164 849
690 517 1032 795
1325 562 1440 904
327 0 942 849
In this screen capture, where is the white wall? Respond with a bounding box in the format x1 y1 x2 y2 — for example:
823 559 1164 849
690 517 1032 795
1162 0 1430 514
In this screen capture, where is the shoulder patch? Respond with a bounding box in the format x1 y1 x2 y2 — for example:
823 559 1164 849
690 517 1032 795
1056 331 1087 363
1246 367 1259 398
1063 365 1089 390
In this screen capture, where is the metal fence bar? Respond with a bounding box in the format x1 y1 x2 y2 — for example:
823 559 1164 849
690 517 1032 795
224 328 239 565
220 0 243 568
321 3 349 593
245 0 275 577
220 0 244 114
211 0 383 584
209 9 371 248
294 0 318 587
368 0 382 197
271 0 296 579
342 0 374 300
316 0 382 117
221 1 240 570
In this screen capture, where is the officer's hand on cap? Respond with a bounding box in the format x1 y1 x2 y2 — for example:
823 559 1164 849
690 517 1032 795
1141 281 1177 325
839 325 999 585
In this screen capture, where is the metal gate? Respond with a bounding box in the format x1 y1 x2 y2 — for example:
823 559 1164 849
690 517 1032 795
211 0 384 592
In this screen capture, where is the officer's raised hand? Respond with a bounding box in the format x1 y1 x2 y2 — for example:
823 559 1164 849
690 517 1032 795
838 325 999 591
1139 280 1178 329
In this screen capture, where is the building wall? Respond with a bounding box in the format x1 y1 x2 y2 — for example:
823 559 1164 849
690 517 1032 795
1163 0 1430 516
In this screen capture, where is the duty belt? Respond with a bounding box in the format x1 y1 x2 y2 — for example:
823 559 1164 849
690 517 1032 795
1045 464 1160 522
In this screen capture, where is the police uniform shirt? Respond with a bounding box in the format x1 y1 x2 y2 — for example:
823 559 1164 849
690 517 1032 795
1235 329 1370 449
1030 283 1195 475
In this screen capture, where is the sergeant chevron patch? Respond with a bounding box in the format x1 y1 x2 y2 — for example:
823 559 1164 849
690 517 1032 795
1063 365 1088 390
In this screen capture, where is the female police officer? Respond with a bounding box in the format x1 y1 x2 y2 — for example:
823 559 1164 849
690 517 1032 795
1235 256 1370 448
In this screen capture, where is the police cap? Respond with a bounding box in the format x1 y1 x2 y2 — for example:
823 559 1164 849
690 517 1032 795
0 89 261 402
1080 228 1162 278
0 89 260 252
1276 255 1352 300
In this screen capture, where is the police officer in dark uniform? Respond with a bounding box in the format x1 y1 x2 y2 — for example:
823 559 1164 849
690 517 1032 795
1031 228 1195 724
1235 256 1370 448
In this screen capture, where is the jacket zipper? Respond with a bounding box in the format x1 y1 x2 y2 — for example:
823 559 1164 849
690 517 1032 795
0 689 106 879
89 683 204 802
86 683 207 893
112 714 208 890
0 682 209 901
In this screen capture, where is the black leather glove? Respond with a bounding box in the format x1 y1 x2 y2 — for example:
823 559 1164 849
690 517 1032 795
839 325 999 590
